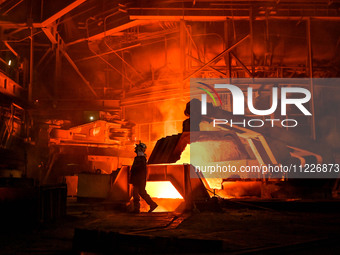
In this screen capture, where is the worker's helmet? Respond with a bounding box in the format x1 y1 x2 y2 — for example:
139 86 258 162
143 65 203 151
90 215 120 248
184 99 201 117
135 141 147 153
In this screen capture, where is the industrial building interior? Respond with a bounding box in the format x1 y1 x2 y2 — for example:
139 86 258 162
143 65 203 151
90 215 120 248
1 0 340 254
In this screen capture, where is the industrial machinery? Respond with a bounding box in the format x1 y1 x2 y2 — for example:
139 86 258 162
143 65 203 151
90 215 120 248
37 94 337 212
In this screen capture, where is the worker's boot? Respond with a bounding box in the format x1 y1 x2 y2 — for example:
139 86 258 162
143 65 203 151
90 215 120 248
148 202 158 213
132 209 140 214
132 201 140 214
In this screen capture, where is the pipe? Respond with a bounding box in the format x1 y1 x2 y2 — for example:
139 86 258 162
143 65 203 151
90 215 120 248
306 18 316 140
29 26 33 103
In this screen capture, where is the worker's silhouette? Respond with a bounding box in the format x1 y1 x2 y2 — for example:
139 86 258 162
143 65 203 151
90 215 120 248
129 142 158 213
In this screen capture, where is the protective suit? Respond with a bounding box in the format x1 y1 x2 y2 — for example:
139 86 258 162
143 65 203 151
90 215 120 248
129 142 158 213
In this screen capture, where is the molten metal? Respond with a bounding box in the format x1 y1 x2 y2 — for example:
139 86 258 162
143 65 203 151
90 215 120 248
145 181 183 199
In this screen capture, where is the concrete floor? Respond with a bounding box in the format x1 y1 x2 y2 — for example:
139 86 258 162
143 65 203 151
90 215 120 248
1 198 340 254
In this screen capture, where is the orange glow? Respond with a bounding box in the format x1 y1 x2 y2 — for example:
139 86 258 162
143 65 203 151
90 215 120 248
176 140 242 165
139 198 184 213
141 181 184 212
175 141 244 190
145 181 183 199
176 144 224 189
175 144 190 164
90 126 101 136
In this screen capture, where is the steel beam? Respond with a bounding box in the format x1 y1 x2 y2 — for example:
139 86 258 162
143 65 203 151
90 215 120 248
61 48 98 97
224 20 232 77
41 26 98 97
184 24 201 63
76 43 141 62
103 39 143 80
29 26 33 103
0 57 7 65
37 47 52 68
55 34 62 98
41 0 88 27
184 34 249 81
130 15 230 21
0 21 28 28
2 0 23 15
249 8 255 75
3 41 19 57
187 55 227 76
230 52 254 78
129 15 340 21
66 20 153 46
87 46 135 86
180 19 186 85
41 27 57 44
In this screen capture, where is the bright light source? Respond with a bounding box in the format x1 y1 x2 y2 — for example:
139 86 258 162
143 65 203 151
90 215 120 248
89 116 94 121
145 181 183 199
8 60 11 66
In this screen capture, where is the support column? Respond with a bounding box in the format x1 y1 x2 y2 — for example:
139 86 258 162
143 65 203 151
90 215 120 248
306 18 316 140
249 8 255 75
224 20 232 78
180 19 186 89
55 33 62 99
29 26 33 103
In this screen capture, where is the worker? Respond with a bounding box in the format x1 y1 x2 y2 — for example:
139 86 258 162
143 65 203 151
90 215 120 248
129 141 158 213
182 99 202 132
